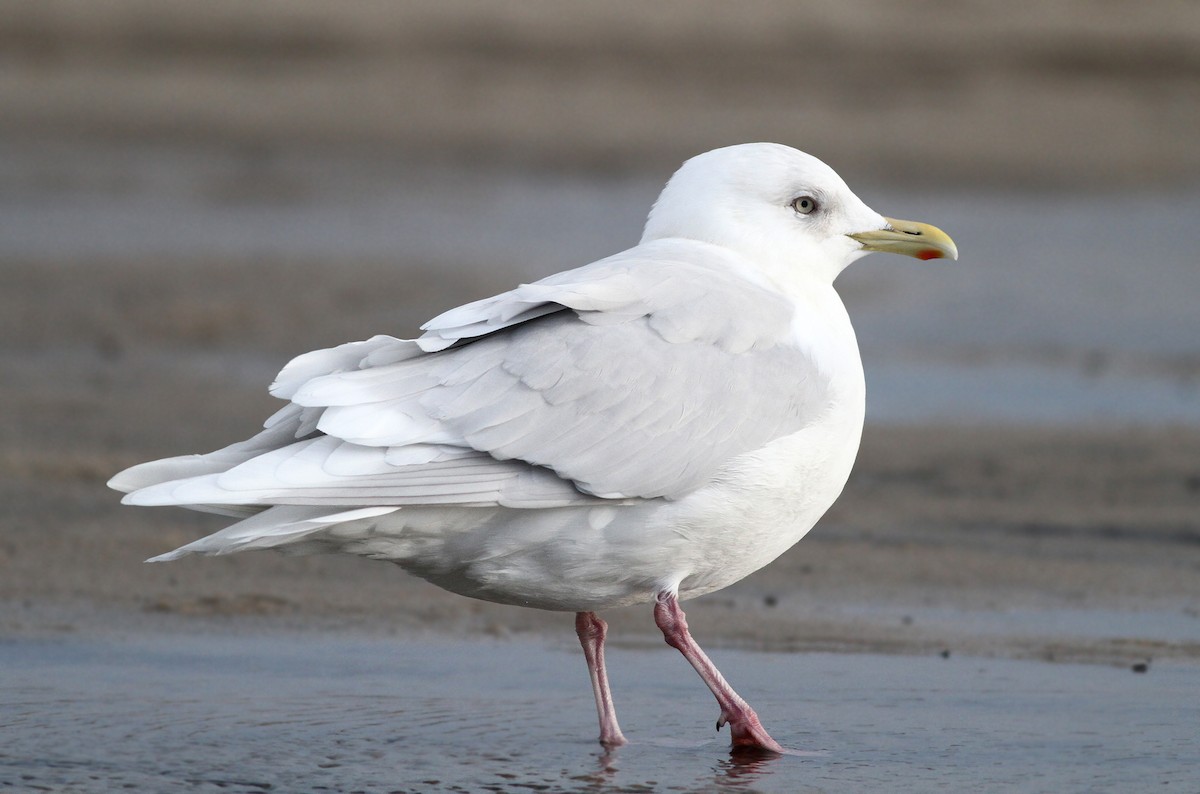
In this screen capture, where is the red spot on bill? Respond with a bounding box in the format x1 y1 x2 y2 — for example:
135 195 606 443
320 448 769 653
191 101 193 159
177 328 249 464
917 249 945 261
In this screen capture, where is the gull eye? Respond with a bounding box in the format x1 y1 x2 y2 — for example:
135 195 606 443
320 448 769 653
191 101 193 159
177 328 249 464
791 195 818 215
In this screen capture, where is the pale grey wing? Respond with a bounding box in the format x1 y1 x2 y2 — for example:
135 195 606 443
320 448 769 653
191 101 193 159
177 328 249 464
113 334 471 511
118 239 814 510
114 333 601 511
270 334 422 400
295 246 818 500
306 313 817 500
107 403 323 517
109 334 410 498
417 239 791 355
144 505 406 561
124 435 608 510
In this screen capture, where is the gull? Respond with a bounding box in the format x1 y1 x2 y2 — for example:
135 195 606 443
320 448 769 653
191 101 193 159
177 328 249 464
110 143 957 753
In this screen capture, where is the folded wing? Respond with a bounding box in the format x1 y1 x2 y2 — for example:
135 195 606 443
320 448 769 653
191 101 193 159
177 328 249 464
114 239 821 512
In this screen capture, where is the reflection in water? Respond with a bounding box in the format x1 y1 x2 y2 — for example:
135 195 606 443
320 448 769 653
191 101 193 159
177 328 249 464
592 747 621 784
715 749 779 787
3 632 1197 792
578 744 785 792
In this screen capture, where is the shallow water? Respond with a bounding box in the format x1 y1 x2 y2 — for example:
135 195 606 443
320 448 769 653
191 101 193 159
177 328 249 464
3 630 1197 792
3 141 1198 426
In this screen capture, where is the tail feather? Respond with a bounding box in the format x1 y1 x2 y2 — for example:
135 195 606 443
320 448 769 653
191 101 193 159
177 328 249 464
145 505 400 561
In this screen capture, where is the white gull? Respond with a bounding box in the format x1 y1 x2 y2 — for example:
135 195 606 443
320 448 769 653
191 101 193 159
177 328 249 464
110 142 957 753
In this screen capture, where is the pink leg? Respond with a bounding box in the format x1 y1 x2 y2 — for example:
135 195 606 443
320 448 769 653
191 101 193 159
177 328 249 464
653 591 784 753
575 611 629 747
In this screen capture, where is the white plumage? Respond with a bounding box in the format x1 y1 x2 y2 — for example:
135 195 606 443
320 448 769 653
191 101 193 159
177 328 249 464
110 143 957 751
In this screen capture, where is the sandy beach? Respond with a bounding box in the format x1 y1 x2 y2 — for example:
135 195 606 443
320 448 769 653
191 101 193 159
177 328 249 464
2 2 1199 790
3 237 1198 666
3 0 1199 187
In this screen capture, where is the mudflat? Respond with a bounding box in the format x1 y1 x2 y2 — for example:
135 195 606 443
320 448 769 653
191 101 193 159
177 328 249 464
3 0 1198 188
2 0 1198 665
3 250 1198 665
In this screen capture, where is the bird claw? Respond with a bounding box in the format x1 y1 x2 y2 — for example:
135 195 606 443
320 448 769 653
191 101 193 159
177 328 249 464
715 707 785 753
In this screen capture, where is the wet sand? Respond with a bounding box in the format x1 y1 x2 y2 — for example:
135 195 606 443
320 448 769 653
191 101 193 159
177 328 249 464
3 255 1198 664
3 188 1199 664
5 631 1199 792
2 3 1199 790
4 0 1199 188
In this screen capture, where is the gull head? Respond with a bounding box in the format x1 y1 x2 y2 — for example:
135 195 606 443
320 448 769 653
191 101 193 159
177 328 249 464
642 143 957 287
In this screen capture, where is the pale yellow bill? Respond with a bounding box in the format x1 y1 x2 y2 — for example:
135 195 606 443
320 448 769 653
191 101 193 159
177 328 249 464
848 217 958 261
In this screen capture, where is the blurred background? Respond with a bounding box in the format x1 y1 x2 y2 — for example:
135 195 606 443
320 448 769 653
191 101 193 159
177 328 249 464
3 0 1198 429
3 2 1200 789
3 0 1199 671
